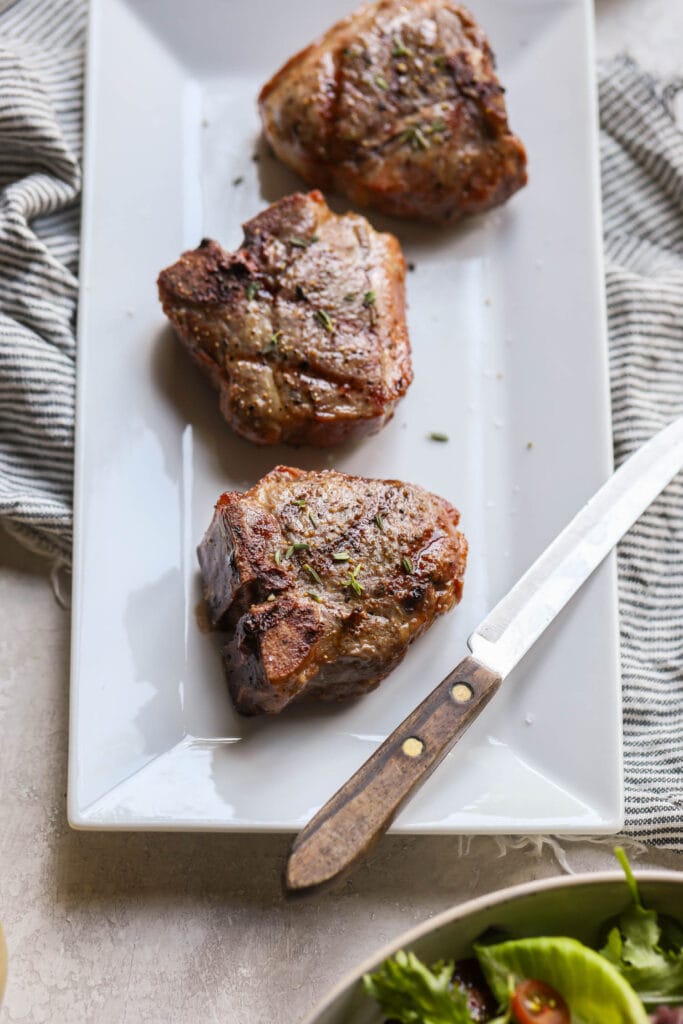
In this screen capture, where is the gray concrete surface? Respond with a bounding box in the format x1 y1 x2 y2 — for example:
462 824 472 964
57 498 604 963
1 4 682 1021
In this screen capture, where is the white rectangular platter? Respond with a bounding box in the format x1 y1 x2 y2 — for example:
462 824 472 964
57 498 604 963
69 0 622 832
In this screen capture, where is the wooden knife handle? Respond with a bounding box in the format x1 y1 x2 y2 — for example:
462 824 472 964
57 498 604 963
285 656 502 893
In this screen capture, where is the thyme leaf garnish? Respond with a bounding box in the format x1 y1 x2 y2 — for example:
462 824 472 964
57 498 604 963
289 235 317 248
285 541 310 559
294 498 307 507
308 511 318 529
342 563 365 596
246 281 258 301
392 36 412 58
375 513 385 532
400 125 430 151
303 563 322 585
332 551 350 561
314 309 334 332
363 290 376 307
375 74 389 90
308 591 322 603
274 549 282 566
429 432 449 442
402 555 414 574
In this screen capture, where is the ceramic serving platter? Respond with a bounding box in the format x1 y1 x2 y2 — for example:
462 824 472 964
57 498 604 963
69 0 622 832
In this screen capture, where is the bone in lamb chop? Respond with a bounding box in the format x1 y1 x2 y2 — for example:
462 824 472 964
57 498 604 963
259 0 527 224
198 466 468 715
157 191 412 447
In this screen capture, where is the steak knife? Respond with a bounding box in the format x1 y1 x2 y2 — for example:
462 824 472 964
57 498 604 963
285 417 683 893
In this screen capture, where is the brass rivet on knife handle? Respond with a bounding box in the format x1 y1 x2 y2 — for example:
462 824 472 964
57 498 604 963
284 656 501 894
451 682 473 703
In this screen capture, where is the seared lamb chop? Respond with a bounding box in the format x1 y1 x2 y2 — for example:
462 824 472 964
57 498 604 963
259 0 527 224
198 466 467 715
157 191 411 447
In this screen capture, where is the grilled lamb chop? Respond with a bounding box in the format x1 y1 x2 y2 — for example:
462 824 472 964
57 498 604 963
259 0 527 224
157 191 411 447
198 466 467 715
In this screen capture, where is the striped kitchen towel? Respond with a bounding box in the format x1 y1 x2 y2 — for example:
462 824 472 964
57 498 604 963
0 0 83 561
599 59 683 846
0 0 681 845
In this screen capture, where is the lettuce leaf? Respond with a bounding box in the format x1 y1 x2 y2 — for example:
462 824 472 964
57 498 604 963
475 935 648 1024
598 847 683 1007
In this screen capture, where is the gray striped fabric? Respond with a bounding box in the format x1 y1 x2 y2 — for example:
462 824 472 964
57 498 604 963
0 2 681 844
0 0 84 561
599 58 683 847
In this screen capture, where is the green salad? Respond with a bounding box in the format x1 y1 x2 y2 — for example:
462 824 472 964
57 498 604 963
363 850 683 1024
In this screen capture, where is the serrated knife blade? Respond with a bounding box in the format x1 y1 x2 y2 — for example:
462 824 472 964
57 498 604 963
285 418 683 894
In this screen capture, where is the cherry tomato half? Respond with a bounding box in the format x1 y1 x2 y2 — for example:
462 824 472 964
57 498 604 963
510 979 570 1024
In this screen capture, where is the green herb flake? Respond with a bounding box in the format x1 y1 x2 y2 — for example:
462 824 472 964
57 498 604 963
430 119 447 133
429 432 449 442
245 282 258 301
392 36 412 58
294 498 307 507
303 563 322 585
289 236 312 248
307 591 323 603
434 54 448 69
342 563 365 597
400 125 430 152
285 545 295 559
232 175 244 186
375 74 389 90
333 551 351 561
375 513 385 532
363 290 376 307
274 549 282 566
292 542 310 552
402 555 414 574
268 330 282 348
308 511 318 529
344 292 357 302
314 309 334 332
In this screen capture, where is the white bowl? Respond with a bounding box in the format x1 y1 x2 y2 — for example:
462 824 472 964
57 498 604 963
302 870 683 1023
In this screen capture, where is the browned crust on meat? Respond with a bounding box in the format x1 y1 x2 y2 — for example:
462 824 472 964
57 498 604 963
158 192 412 447
198 466 468 714
259 0 527 223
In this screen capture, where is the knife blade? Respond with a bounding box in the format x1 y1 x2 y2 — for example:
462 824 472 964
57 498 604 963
285 417 683 893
